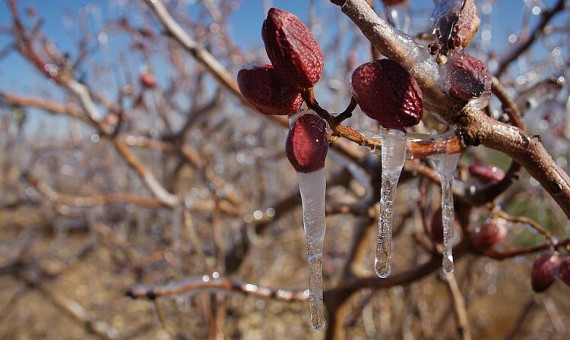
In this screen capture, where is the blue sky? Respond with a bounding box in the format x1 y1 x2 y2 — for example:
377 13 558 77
0 1 565 104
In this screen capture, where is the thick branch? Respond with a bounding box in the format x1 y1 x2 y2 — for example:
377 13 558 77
330 0 463 119
457 107 570 218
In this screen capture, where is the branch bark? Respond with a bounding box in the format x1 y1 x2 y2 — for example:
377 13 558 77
331 0 570 218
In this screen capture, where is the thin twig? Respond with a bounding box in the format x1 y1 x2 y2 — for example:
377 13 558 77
445 273 472 340
494 211 559 249
126 275 307 302
154 298 174 340
495 0 566 77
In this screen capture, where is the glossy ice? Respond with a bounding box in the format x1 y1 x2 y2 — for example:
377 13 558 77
430 153 460 274
376 129 407 278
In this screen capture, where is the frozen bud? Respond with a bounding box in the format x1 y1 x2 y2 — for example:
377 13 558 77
286 113 328 173
381 0 408 6
262 8 324 89
140 72 157 89
557 257 570 287
468 162 505 184
431 0 480 51
470 218 507 252
351 59 423 129
427 207 444 245
445 52 491 105
531 252 559 293
237 63 303 115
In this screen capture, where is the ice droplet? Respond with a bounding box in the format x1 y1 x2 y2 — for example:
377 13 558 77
384 2 412 33
298 168 327 330
430 153 460 274
376 129 407 278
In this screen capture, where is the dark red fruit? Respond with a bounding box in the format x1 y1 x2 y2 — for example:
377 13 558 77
427 207 444 245
432 0 480 51
381 0 408 6
531 252 559 293
237 63 303 116
468 162 505 184
262 8 324 89
351 59 423 129
446 52 491 102
286 113 328 173
140 72 157 89
470 219 507 252
558 256 570 287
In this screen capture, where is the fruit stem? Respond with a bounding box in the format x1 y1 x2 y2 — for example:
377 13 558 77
302 89 356 128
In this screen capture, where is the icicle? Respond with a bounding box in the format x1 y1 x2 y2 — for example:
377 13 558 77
288 111 327 330
298 168 326 330
384 1 412 33
430 153 460 274
376 128 407 278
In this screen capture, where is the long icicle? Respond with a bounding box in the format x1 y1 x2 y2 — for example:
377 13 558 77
376 128 407 278
298 168 327 330
431 153 460 274
287 110 328 330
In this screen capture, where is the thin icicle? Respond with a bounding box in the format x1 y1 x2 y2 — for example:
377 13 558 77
288 110 328 330
376 128 407 278
298 168 327 330
384 2 412 33
430 153 460 274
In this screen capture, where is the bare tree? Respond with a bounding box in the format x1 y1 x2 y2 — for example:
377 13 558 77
0 0 569 339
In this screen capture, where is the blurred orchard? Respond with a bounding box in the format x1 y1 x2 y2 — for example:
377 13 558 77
0 0 569 339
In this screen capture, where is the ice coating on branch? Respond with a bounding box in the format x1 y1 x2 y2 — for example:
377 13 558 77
430 152 460 274
288 111 327 330
376 128 407 278
298 168 327 330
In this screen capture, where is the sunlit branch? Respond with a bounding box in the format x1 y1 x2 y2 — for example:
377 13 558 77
126 275 307 302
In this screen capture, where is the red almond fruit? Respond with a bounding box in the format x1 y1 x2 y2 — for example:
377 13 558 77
558 256 570 287
470 218 507 252
381 0 408 6
262 8 324 89
468 162 505 184
427 207 444 245
286 113 328 173
351 59 423 129
432 0 480 51
140 72 157 89
237 63 303 116
445 52 491 102
531 252 559 293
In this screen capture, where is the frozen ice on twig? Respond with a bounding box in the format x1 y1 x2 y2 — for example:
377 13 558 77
376 128 407 278
430 152 460 274
289 111 327 330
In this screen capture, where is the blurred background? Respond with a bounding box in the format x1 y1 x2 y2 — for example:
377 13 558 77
0 0 569 339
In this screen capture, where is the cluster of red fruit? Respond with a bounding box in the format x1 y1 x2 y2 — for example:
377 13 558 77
236 6 565 294
237 8 327 174
238 8 492 173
